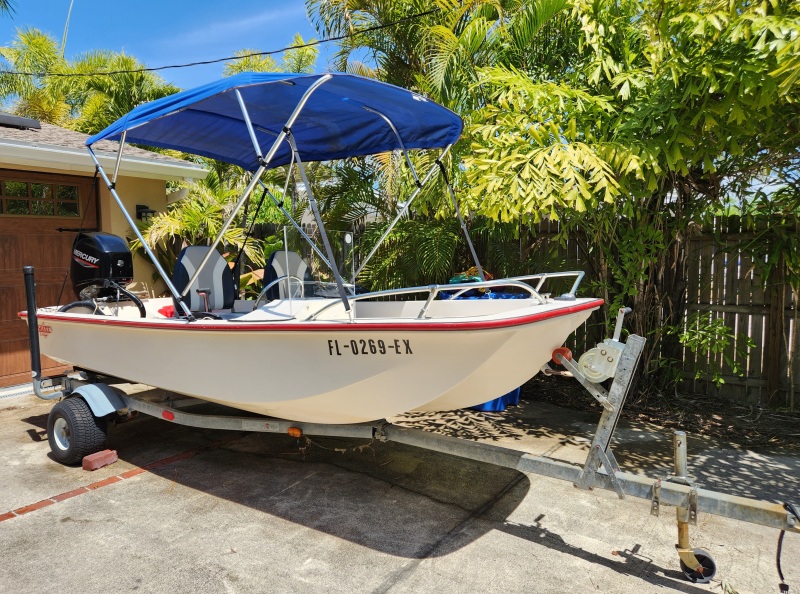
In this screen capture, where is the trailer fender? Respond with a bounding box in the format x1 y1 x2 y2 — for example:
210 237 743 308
70 384 126 418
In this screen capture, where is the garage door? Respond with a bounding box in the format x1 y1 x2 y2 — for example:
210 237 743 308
0 169 98 388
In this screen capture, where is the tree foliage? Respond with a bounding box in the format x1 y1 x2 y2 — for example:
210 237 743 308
307 0 800 399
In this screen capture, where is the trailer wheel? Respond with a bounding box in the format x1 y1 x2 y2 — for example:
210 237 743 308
679 549 716 583
47 397 107 465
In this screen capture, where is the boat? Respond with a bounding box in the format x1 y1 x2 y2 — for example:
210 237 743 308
21 72 603 424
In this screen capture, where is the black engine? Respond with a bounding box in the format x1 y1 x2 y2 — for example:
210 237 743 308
70 232 134 299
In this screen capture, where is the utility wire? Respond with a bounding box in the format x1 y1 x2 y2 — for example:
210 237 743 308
0 7 442 79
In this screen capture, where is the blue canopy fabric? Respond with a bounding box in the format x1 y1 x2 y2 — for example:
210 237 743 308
87 72 463 170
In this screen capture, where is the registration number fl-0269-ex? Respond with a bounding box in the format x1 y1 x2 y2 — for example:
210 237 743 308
328 339 413 356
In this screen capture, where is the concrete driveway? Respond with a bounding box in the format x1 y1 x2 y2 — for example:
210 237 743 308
0 390 797 594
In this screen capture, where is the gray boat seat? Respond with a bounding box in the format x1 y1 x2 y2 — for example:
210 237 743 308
263 250 314 300
172 246 236 316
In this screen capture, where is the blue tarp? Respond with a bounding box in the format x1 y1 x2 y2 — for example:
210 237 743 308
87 72 463 170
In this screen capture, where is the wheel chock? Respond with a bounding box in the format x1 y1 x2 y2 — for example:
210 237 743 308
82 449 118 471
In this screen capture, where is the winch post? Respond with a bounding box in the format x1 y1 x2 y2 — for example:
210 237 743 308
574 334 645 495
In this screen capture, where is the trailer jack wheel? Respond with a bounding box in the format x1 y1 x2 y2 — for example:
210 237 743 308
47 397 107 465
679 548 716 583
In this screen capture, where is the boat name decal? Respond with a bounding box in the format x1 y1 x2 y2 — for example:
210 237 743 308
73 249 100 268
38 324 52 338
327 338 413 356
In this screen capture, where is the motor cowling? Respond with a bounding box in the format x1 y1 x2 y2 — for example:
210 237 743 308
70 232 134 299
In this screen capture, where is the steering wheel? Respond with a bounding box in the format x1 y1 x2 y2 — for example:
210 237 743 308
254 275 305 309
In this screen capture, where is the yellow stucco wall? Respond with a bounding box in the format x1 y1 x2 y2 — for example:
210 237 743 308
99 176 169 297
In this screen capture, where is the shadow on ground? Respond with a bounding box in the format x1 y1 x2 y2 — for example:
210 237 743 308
392 398 800 504
24 404 530 558
17 392 798 568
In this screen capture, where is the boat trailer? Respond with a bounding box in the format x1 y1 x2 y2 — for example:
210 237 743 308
23 267 799 586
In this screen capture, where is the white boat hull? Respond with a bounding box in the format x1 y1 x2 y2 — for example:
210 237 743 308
25 297 602 423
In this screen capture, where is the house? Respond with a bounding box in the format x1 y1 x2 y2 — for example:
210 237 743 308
0 113 207 389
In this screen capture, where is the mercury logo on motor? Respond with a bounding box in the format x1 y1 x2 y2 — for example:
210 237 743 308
73 249 100 268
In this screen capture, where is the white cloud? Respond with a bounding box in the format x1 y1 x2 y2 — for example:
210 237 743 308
159 5 310 51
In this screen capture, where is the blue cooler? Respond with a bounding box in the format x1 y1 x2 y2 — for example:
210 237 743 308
470 387 522 412
504 386 521 406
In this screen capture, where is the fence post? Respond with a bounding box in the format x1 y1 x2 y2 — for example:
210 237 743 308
766 255 786 406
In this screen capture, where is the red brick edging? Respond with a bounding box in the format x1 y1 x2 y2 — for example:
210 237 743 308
0 437 239 523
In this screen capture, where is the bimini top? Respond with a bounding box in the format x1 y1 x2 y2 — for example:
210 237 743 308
86 72 463 170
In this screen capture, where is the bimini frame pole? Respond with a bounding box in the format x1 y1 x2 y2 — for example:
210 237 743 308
258 181 333 270
354 144 452 282
436 159 485 281
286 133 351 311
87 147 195 319
180 163 266 300
361 105 421 187
180 74 334 304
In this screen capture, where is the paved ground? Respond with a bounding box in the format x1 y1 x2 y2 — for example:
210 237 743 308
0 389 798 594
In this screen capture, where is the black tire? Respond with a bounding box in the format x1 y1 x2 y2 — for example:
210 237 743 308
679 549 717 583
47 397 107 465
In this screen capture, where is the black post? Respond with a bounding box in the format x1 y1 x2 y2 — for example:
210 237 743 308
23 266 41 382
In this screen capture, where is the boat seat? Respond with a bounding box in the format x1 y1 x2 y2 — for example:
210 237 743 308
172 246 236 316
263 250 314 300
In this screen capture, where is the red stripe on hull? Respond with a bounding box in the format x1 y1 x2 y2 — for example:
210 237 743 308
20 299 604 333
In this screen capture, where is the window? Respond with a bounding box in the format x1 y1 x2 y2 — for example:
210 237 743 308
0 179 81 217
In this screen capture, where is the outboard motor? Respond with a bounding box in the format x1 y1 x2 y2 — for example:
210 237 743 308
70 232 134 299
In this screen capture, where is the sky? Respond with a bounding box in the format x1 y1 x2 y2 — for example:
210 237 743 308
0 0 334 90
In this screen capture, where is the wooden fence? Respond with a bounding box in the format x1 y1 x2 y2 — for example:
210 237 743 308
527 216 798 407
681 217 797 406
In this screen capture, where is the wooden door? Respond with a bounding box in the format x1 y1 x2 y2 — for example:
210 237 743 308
0 169 98 388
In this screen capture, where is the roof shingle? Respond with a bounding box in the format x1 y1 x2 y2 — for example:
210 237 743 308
0 120 191 165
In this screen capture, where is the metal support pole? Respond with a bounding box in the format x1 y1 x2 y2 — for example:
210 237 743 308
260 182 333 270
673 430 704 573
23 267 40 383
23 267 67 400
361 105 421 186
286 134 351 311
180 164 266 299
111 131 126 185
674 430 689 481
235 89 263 159
355 145 452 282
86 148 195 319
436 159 485 281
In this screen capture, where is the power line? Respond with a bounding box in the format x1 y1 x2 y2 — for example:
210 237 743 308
0 7 442 79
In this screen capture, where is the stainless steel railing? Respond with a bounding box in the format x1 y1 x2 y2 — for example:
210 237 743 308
306 271 586 321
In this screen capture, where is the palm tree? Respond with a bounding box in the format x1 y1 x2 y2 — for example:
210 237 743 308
0 29 179 133
306 0 439 87
222 50 280 77
61 52 179 134
280 34 319 73
223 35 318 77
0 27 69 123
0 1 14 18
